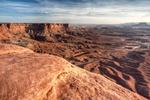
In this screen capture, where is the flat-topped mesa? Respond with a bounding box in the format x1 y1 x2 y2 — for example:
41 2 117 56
0 23 69 41
0 23 69 34
0 23 27 33
44 23 69 34
26 23 69 35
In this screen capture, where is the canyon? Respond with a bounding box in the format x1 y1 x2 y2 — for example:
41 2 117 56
0 23 150 99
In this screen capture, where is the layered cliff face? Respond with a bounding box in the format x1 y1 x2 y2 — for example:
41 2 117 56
0 43 146 100
0 23 68 33
44 23 69 33
0 23 68 38
26 23 68 34
0 23 27 33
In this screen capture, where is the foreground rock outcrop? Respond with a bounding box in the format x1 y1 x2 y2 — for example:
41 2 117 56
0 43 145 100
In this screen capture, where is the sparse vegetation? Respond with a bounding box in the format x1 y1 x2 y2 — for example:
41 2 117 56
11 39 28 47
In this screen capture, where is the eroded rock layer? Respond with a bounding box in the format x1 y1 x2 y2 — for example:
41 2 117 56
0 43 145 100
0 23 68 36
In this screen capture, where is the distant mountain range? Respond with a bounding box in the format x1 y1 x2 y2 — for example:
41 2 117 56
121 22 150 29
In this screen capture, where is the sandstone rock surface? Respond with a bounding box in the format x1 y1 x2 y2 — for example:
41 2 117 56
0 23 68 40
0 43 146 100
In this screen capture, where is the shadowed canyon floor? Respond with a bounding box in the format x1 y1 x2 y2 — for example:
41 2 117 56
0 23 150 99
0 43 146 100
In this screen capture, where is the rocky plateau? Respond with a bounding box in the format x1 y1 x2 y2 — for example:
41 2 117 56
0 23 149 99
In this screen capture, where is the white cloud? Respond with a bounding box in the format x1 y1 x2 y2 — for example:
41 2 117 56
0 0 150 24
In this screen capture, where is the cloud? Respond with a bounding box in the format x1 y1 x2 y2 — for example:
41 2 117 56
0 0 150 23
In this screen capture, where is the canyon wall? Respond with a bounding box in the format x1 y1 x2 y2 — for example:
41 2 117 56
0 24 27 33
0 23 69 34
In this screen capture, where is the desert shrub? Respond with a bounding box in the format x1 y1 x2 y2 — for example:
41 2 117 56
11 39 28 47
15 32 21 35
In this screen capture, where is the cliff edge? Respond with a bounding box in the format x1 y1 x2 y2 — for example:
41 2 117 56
0 43 146 100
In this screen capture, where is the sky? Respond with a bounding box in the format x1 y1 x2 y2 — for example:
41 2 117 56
0 0 150 24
